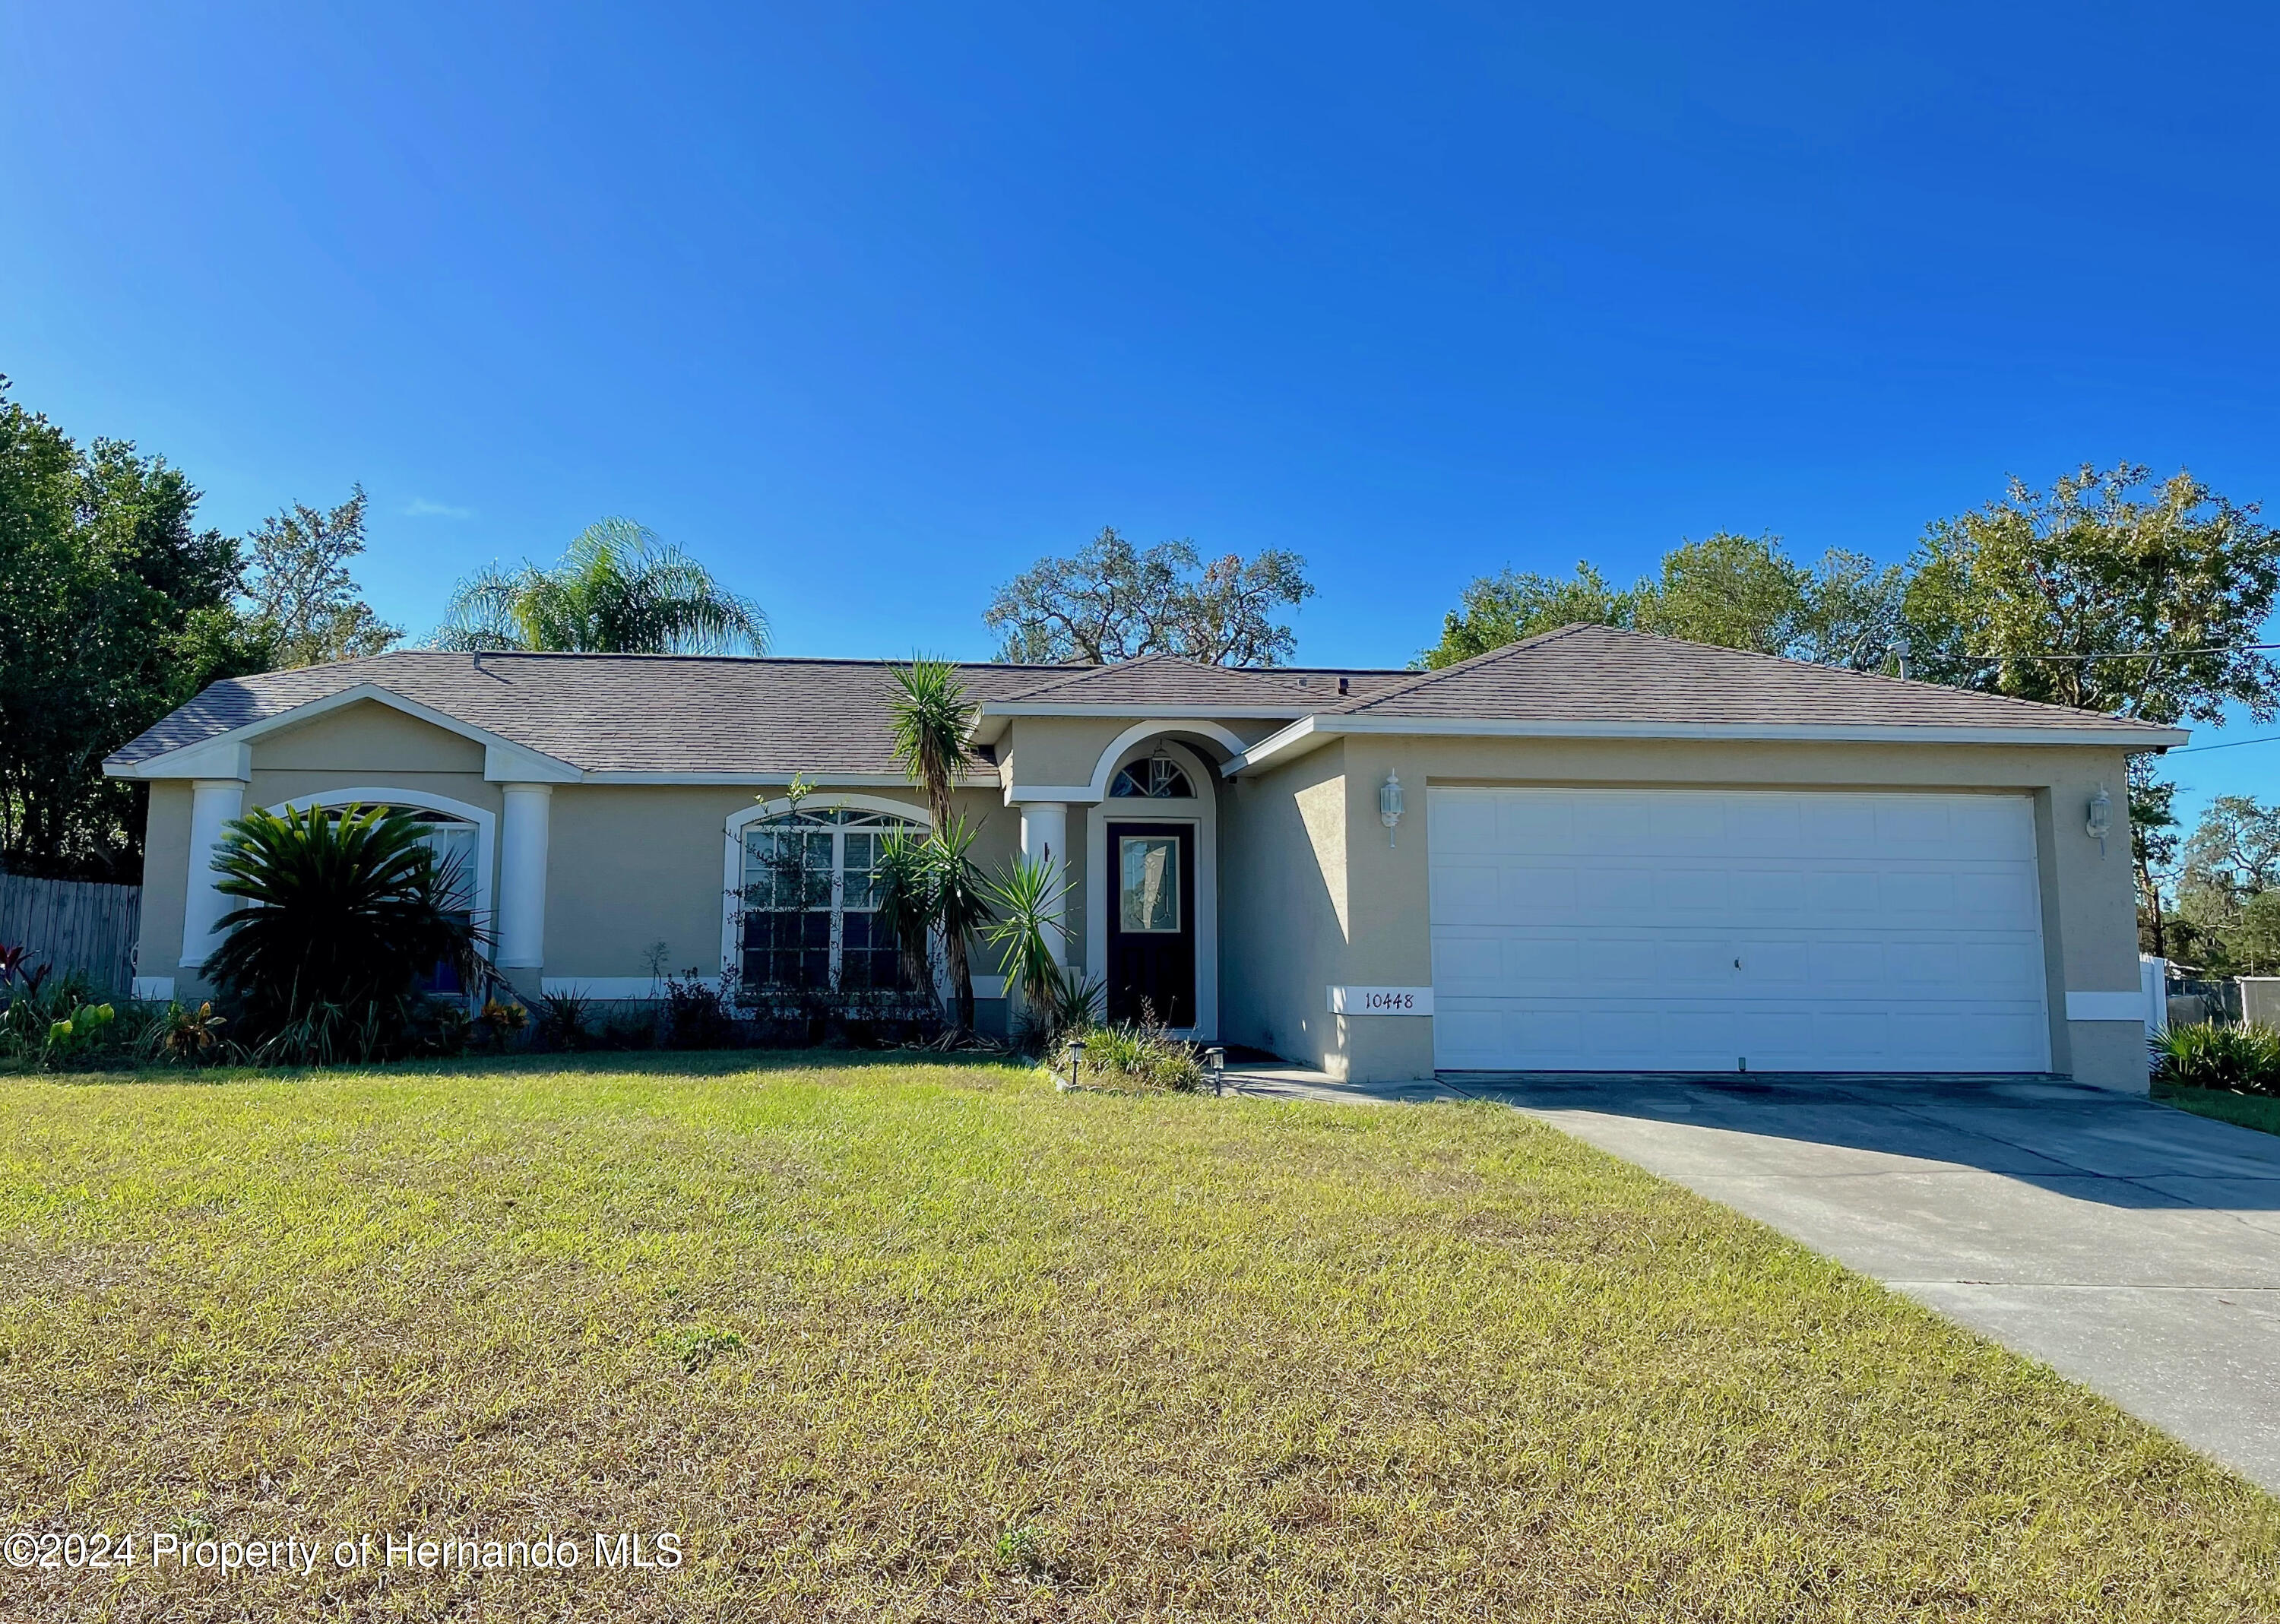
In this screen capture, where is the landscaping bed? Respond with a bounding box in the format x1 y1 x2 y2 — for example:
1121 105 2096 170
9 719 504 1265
3 1053 2275 1621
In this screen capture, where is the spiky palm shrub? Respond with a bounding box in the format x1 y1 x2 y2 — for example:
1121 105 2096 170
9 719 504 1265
982 852 1073 1040
872 831 939 1005
432 519 768 654
2152 1021 2280 1094
926 818 994 1034
889 659 981 1028
203 804 480 1059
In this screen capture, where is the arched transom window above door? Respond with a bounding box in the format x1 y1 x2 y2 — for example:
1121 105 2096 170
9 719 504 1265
739 805 924 992
1110 755 1195 799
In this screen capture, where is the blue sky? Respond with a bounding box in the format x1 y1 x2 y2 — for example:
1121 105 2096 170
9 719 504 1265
5 3 2278 821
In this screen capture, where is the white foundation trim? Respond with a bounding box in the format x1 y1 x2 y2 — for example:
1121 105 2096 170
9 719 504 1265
1085 736 1218 1041
2066 990 2148 1021
542 977 667 1000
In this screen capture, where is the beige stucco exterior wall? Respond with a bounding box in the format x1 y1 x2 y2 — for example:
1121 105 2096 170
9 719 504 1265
1221 739 1354 1075
130 697 1023 1011
1224 733 2147 1091
132 781 194 986
541 783 1018 984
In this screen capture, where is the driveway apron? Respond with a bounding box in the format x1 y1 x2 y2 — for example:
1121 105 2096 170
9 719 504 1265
1454 1074 2280 1495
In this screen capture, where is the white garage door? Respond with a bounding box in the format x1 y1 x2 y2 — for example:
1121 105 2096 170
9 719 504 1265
1429 787 2051 1074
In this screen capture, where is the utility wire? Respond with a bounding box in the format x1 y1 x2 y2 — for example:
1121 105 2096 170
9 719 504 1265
2174 734 2280 755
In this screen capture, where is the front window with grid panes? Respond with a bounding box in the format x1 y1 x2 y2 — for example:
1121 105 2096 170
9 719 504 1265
739 806 924 992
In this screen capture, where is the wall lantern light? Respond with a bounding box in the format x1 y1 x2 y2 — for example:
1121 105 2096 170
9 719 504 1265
1380 772 1404 847
2086 784 2113 854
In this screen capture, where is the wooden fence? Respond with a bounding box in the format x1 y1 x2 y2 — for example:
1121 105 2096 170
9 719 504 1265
0 874 143 996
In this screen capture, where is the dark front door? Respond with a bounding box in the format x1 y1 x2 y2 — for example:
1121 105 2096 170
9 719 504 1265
1106 821 1196 1027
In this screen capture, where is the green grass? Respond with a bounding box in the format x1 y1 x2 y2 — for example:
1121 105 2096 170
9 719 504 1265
2155 1079 2280 1137
4 1053 2276 1621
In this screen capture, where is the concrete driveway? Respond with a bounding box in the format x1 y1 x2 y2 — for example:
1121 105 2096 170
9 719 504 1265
1450 1073 2280 1495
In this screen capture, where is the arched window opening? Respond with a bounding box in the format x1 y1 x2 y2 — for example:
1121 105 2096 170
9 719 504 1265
399 810 478 993
1110 756 1195 799
739 806 925 992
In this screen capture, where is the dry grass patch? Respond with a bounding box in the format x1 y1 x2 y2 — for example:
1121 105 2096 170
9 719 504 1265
2 1052 2276 1621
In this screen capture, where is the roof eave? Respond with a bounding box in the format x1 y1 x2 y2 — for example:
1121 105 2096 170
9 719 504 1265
1225 714 2187 775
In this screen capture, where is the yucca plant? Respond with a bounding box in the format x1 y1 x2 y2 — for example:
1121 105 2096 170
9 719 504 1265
981 852 1075 1037
926 817 994 1034
872 831 939 1003
204 803 482 1055
888 660 982 1028
2151 1021 2280 1095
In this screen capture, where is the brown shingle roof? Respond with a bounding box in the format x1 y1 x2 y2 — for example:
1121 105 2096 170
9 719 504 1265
105 651 1088 777
106 628 2174 780
1333 623 2179 736
988 652 1408 708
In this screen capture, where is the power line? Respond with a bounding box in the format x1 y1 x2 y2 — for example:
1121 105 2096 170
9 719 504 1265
2175 733 2280 755
1960 643 2280 663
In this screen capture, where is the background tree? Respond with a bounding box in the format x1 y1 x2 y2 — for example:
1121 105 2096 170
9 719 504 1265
985 527 1313 666
1902 465 2280 955
432 518 768 654
1901 464 2280 726
2172 795 2280 970
239 485 401 666
888 659 983 1029
0 379 269 879
1419 534 1905 671
2131 761 2180 958
1421 562 1633 667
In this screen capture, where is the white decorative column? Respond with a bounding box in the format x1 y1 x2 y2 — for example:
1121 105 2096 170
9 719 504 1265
179 777 246 974
1018 800 1070 967
498 784 553 977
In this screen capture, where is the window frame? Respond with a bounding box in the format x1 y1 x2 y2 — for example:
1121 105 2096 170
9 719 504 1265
732 802 928 995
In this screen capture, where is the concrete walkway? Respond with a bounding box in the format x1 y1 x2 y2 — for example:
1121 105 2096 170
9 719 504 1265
1228 1065 2280 1493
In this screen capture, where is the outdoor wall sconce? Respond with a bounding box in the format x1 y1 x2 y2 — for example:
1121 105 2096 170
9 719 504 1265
2087 784 2113 855
1380 772 1404 847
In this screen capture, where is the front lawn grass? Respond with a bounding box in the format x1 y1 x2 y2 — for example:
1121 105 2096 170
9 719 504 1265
2155 1078 2280 1138
4 1054 2276 1621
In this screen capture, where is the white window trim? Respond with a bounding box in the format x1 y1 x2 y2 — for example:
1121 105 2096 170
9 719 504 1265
721 793 932 995
1085 738 1218 1041
263 788 496 957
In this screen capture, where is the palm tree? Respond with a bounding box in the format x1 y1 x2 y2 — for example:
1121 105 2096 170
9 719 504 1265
888 660 980 1027
204 803 480 1053
432 519 768 654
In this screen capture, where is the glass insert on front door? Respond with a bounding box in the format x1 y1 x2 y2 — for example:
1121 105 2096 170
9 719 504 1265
1119 836 1181 933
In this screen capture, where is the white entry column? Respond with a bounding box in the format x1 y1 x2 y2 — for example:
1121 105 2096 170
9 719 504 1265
179 777 246 973
1018 800 1070 967
498 784 553 973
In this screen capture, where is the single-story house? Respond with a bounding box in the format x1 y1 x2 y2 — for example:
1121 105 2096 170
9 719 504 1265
105 624 2181 1090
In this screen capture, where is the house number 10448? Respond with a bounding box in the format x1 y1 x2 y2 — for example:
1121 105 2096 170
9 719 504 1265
1328 986 1435 1015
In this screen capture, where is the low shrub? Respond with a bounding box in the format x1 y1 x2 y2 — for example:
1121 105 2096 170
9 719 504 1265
1057 1018 1205 1093
2150 1021 2280 1095
141 1000 236 1067
534 989 595 1051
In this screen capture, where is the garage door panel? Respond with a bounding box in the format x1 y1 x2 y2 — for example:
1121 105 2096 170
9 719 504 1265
1503 863 1578 921
1430 789 2050 1073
